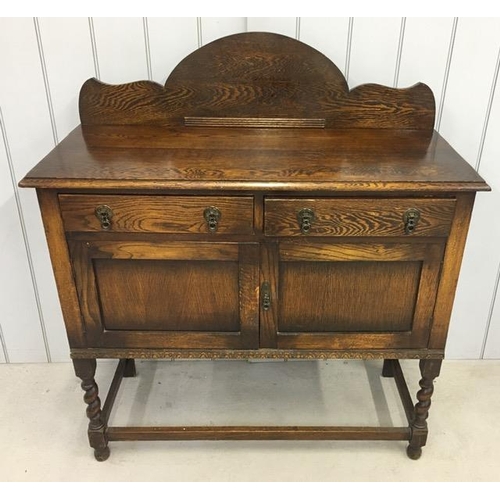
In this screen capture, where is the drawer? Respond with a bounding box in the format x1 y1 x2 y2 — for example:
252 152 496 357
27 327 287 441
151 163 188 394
59 195 254 234
264 198 456 237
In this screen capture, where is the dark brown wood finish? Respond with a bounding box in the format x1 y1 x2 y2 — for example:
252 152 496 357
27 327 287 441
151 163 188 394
20 127 488 193
69 239 259 349
272 241 444 350
70 347 444 360
20 32 489 461
382 360 415 424
264 198 456 237
72 359 109 461
59 194 254 234
407 359 443 459
36 190 86 347
106 426 411 441
78 32 435 130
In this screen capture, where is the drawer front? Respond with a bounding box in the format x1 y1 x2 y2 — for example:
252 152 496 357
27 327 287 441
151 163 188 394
264 198 456 237
59 195 254 234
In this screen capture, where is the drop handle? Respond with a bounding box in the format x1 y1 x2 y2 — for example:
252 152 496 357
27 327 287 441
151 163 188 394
403 208 421 234
297 208 315 234
95 205 113 230
204 207 221 233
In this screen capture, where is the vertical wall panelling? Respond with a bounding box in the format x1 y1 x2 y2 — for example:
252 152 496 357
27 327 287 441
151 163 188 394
1 111 52 364
397 18 455 121
33 19 58 145
147 18 198 84
143 18 153 81
0 323 7 363
299 18 350 75
197 18 203 48
484 280 500 357
0 18 63 362
345 18 354 82
88 18 100 79
247 18 297 38
476 51 500 359
91 17 148 84
476 48 500 172
0 110 44 363
441 18 500 358
436 18 458 131
347 18 403 88
1 18 500 361
484 264 500 358
37 18 95 141
439 18 500 166
392 18 406 87
31 18 100 361
200 18 247 45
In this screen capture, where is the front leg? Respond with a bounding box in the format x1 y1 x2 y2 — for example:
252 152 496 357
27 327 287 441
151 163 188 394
407 359 442 459
73 359 110 461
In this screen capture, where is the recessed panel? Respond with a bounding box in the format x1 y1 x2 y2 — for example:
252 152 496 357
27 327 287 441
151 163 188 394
94 259 240 332
278 261 421 333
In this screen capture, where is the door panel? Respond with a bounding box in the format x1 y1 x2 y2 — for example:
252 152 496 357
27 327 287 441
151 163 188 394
279 260 421 332
263 241 444 350
70 240 259 349
94 259 240 331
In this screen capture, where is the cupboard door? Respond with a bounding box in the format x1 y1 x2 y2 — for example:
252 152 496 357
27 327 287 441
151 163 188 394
262 241 444 350
69 240 259 349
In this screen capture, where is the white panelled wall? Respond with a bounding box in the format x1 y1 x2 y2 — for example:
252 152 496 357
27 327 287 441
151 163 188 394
0 17 499 362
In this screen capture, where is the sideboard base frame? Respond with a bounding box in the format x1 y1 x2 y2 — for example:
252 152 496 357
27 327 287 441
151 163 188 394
73 357 442 461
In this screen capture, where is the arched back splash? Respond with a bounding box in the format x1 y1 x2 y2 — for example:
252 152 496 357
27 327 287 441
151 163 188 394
79 32 435 130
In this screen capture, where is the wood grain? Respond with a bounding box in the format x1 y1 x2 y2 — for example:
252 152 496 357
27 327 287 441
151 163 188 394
265 198 456 237
274 241 444 350
278 242 433 262
78 33 435 130
94 259 240 331
87 241 240 261
260 241 279 348
36 190 86 347
18 30 490 459
278 260 421 332
19 127 489 193
69 239 260 349
59 194 254 234
106 426 411 441
72 358 109 461
407 359 443 459
429 193 476 349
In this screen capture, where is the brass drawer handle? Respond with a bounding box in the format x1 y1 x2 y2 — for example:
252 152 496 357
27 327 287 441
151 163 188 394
261 282 271 311
403 208 421 234
95 205 113 230
204 207 221 233
297 208 315 234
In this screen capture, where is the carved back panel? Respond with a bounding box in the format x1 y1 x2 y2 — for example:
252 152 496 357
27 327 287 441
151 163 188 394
79 32 435 130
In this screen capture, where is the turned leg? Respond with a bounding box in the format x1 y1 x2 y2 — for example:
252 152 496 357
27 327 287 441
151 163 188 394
73 359 110 462
407 359 442 460
381 359 394 377
123 358 137 378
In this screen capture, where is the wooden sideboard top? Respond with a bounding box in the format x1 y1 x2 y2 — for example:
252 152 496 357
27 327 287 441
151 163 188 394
20 125 489 193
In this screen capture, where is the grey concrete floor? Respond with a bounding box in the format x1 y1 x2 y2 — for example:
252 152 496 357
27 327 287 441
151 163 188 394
0 359 499 481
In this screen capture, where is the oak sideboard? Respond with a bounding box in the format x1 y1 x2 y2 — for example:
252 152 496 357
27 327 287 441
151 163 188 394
20 32 490 461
